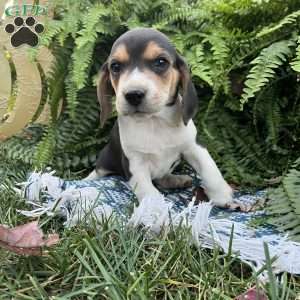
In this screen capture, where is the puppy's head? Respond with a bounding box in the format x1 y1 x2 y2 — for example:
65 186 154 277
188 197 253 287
98 28 198 127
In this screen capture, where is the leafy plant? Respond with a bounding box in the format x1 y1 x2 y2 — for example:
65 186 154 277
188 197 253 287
1 0 300 234
267 158 300 241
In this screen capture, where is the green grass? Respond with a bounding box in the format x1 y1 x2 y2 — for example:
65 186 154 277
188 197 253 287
0 163 300 299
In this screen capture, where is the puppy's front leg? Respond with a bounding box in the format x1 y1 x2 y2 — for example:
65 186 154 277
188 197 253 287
183 144 233 207
84 168 111 180
128 160 162 202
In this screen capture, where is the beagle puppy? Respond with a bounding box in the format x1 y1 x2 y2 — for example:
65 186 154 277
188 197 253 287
86 28 234 208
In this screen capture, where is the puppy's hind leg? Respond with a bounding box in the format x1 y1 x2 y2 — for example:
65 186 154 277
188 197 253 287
155 174 192 189
84 167 111 180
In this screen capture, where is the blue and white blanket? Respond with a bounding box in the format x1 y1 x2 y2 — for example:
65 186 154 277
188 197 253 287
18 169 300 279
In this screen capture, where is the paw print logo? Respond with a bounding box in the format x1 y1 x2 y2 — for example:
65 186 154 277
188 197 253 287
4 16 44 47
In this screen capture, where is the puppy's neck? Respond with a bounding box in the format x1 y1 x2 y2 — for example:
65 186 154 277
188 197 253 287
117 96 195 155
122 96 182 127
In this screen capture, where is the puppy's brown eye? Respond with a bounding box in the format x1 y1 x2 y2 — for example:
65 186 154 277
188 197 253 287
110 62 122 74
153 57 169 71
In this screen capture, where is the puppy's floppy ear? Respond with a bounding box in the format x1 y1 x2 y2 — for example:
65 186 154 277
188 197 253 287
97 62 114 128
176 54 198 125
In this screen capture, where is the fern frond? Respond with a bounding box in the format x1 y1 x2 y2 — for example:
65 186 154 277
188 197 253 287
0 126 44 166
47 46 71 121
34 126 56 167
72 4 110 90
40 20 64 47
291 36 300 72
256 10 300 38
204 34 230 67
66 4 113 115
203 33 231 94
186 44 213 86
65 74 79 119
159 7 208 24
254 89 282 146
57 88 100 150
240 40 295 108
2 140 35 166
267 160 300 240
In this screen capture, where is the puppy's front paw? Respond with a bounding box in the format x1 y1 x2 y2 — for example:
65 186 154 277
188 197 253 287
205 182 233 207
135 188 163 203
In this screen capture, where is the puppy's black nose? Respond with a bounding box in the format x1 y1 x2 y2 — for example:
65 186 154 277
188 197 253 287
125 90 145 106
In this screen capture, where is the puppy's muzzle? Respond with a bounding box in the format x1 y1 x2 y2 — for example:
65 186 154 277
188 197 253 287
124 89 146 107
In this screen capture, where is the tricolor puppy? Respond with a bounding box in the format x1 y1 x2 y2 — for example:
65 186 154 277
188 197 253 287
86 28 233 207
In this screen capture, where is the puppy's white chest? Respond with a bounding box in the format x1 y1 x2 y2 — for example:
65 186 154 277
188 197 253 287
118 116 194 153
118 116 196 178
141 147 180 178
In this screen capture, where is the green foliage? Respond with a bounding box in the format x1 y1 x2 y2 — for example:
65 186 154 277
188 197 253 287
291 36 300 72
256 10 300 38
240 40 295 107
1 0 300 234
1 126 41 169
1 2 300 294
34 125 56 168
267 158 300 241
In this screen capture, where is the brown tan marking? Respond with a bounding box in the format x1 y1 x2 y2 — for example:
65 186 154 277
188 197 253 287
109 44 129 92
143 41 170 60
110 44 129 63
168 67 180 98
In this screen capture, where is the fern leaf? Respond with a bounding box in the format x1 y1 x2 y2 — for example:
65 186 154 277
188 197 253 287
267 160 300 240
67 4 112 115
240 40 295 108
47 46 71 121
40 20 64 47
186 44 213 86
256 10 300 38
291 36 300 72
72 4 110 90
34 126 56 167
204 34 230 67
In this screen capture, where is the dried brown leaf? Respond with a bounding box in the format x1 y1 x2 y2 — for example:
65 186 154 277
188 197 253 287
0 221 59 256
235 287 268 300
